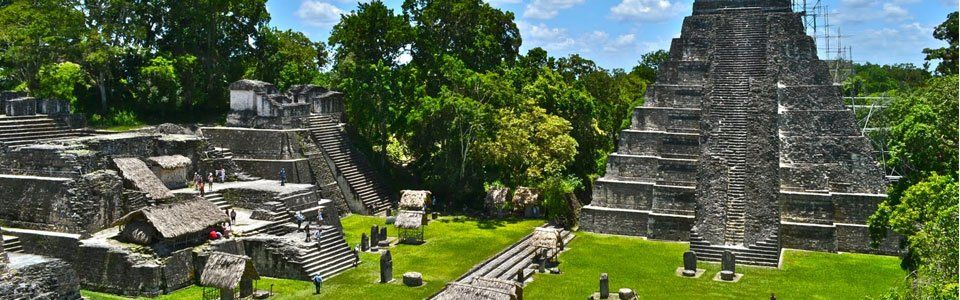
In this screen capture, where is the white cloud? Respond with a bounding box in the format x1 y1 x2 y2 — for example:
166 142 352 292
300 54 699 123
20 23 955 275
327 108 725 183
518 22 577 51
881 3 911 21
523 0 585 20
296 1 344 27
488 0 523 4
851 22 937 62
610 0 685 22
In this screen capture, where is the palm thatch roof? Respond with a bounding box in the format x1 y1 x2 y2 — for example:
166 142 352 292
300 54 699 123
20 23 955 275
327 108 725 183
513 187 540 206
395 210 424 229
113 197 229 239
113 157 175 200
436 282 517 300
471 277 522 298
485 188 511 207
531 227 561 249
200 252 259 290
399 190 431 210
146 155 192 169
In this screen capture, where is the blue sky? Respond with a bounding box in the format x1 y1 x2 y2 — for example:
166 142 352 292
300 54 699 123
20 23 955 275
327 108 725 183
267 0 957 70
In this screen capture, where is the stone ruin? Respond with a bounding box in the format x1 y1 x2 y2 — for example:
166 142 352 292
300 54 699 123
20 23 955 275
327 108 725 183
578 0 899 266
226 79 344 129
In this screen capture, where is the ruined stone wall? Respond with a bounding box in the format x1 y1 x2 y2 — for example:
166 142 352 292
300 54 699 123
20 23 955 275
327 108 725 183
0 171 125 234
241 237 306 280
161 248 196 293
3 228 81 266
0 254 81 299
77 243 164 296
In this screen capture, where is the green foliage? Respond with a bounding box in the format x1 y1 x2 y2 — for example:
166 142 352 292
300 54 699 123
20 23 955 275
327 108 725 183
136 56 181 116
632 49 669 83
251 27 327 90
90 108 141 129
36 62 89 108
869 75 959 300
923 12 958 75
843 63 931 95
0 0 85 90
537 175 582 226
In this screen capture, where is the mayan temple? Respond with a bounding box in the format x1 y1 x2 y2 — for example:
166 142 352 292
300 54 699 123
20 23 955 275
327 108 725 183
578 0 897 266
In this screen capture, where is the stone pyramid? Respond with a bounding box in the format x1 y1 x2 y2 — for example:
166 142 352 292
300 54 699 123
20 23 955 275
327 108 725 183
578 0 897 266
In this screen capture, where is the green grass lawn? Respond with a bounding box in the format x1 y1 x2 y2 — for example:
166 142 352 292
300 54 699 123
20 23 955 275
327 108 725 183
524 232 907 299
83 215 544 300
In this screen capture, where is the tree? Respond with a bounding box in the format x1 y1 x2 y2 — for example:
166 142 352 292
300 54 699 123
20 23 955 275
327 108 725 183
632 49 669 83
0 0 85 90
36 62 89 108
136 56 181 117
843 63 930 96
330 0 413 165
251 27 327 90
922 12 958 75
403 0 521 93
868 75 959 299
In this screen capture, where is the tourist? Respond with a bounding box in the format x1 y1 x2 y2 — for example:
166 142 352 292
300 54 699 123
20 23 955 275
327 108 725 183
279 168 287 186
304 222 312 242
230 209 237 224
317 209 324 227
218 167 226 183
223 224 232 238
770 294 776 300
193 172 202 190
199 180 205 197
208 229 221 240
295 211 305 231
224 209 231 224
314 227 323 242
312 274 323 294
207 172 215 191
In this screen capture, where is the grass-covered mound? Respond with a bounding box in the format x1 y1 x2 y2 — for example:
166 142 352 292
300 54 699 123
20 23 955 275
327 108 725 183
524 232 906 299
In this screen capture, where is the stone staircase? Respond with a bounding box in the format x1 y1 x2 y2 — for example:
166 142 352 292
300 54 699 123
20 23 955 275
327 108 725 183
243 201 289 236
456 226 574 285
0 115 87 150
689 231 780 267
306 114 393 215
297 225 358 280
3 235 23 253
203 192 232 211
710 14 767 246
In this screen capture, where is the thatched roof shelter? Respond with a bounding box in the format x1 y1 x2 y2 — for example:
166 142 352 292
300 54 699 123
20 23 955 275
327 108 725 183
513 187 540 206
399 190 431 211
113 197 228 240
200 252 259 290
146 155 192 169
395 210 424 229
113 157 174 200
472 277 522 300
531 227 561 250
436 282 517 300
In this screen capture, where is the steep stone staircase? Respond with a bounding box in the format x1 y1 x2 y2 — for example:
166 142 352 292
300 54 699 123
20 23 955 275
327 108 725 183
690 11 781 267
0 115 87 149
710 14 767 246
306 114 393 215
3 235 23 253
297 225 358 279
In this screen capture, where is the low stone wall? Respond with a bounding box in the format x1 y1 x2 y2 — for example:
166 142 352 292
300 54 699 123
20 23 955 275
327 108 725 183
836 224 900 255
234 158 312 183
76 242 165 296
220 188 278 211
5 97 37 116
202 127 308 160
240 237 306 280
162 248 196 293
3 227 81 266
780 222 837 252
0 253 81 299
579 206 648 236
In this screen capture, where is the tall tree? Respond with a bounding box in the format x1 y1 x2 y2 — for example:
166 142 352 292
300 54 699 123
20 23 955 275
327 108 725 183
632 49 669 83
922 12 958 75
330 0 412 165
250 27 327 90
0 0 85 90
403 0 521 93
